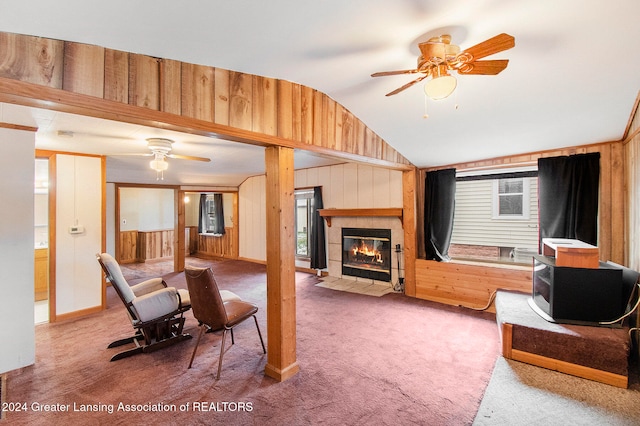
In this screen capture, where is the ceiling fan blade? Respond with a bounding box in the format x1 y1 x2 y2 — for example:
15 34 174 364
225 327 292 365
385 73 429 96
167 154 211 162
460 33 515 61
458 59 509 75
108 152 153 157
371 69 420 77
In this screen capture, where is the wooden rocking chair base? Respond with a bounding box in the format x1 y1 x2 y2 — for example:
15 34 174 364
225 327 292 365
107 316 192 362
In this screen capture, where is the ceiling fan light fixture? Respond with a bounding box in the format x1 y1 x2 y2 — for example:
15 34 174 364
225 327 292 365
424 65 457 100
149 157 169 172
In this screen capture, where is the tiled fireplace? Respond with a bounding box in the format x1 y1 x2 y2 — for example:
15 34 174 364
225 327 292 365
342 227 392 282
326 216 404 285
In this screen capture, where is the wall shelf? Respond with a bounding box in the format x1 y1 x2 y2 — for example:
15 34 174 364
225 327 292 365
318 208 403 227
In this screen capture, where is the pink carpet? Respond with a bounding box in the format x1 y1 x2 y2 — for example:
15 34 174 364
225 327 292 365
5 259 499 425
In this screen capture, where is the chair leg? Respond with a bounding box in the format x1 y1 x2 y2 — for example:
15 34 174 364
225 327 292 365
217 329 228 380
253 315 266 354
188 325 207 369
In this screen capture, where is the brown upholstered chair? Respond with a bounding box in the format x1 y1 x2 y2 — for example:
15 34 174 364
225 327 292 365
184 266 266 379
97 253 192 361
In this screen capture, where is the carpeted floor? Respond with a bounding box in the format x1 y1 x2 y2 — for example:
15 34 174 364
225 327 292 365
5 258 500 425
474 357 640 425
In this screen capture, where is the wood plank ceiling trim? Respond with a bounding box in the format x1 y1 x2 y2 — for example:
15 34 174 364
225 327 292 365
0 31 413 170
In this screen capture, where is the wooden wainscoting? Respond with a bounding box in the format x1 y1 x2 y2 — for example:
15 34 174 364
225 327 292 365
414 259 531 312
196 227 237 259
138 230 174 261
119 230 139 263
118 229 174 263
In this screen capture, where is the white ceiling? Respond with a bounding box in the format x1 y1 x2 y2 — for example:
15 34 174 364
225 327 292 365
1 0 639 186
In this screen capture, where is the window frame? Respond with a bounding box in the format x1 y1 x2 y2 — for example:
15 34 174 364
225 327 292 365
491 177 531 220
294 189 314 259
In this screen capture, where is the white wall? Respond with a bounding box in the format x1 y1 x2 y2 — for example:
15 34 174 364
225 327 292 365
119 187 174 231
0 128 36 373
238 163 404 272
56 155 103 315
239 175 266 261
184 192 235 228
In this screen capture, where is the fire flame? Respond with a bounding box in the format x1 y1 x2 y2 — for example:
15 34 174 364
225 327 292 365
352 242 383 263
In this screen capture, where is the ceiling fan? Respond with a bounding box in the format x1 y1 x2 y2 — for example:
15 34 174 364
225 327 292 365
371 33 515 99
112 138 211 180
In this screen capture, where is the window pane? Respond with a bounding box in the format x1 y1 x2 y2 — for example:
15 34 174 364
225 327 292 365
499 179 523 194
296 199 309 256
499 194 523 215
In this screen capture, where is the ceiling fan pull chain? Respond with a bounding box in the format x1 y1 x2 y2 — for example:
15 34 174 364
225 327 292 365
423 94 429 119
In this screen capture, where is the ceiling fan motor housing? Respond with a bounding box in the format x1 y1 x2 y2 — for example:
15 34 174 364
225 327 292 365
146 138 173 155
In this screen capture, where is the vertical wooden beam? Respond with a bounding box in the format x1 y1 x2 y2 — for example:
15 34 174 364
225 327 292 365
63 42 105 97
175 189 186 272
264 146 299 382
403 168 418 297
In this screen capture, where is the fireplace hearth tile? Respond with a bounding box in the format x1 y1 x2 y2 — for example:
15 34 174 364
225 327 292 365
315 277 395 297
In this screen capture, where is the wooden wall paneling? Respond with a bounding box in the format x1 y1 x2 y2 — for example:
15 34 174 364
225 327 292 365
159 59 182 115
340 108 355 153
214 67 230 125
610 142 625 263
329 164 344 208
0 33 63 87
312 91 324 147
414 259 531 310
357 165 374 207
342 163 359 209
290 83 303 142
402 169 418 297
104 48 129 103
175 189 185 272
373 168 391 208
300 85 314 145
0 31 413 171
229 71 252 130
324 96 337 150
181 62 214 121
252 75 277 136
128 53 160 110
119 230 138 263
277 79 294 140
62 42 105 97
597 144 613 261
334 104 344 152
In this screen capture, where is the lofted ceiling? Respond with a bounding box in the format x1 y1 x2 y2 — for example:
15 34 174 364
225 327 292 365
1 0 639 186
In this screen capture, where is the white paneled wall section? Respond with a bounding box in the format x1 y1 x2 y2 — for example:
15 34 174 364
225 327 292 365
0 128 36 373
238 163 403 275
55 154 103 316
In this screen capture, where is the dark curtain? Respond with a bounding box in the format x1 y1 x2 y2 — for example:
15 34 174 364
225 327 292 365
538 152 600 250
310 186 327 269
424 168 456 261
198 194 207 234
213 193 225 235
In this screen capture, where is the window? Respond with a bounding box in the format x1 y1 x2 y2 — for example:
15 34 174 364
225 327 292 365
200 194 225 235
492 178 530 219
449 170 538 264
295 189 314 257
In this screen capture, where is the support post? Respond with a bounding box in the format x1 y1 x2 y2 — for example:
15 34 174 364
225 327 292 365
264 146 299 381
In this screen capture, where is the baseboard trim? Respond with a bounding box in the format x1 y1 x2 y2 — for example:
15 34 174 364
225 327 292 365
54 305 103 322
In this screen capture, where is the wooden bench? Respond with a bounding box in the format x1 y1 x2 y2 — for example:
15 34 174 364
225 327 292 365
495 290 630 388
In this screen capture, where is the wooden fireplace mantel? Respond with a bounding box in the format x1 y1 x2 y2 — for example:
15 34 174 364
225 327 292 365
318 208 403 227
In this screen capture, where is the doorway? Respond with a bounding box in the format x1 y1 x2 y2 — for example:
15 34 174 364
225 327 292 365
34 158 49 324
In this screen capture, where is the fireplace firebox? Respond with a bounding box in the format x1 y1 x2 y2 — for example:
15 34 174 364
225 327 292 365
342 228 392 282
